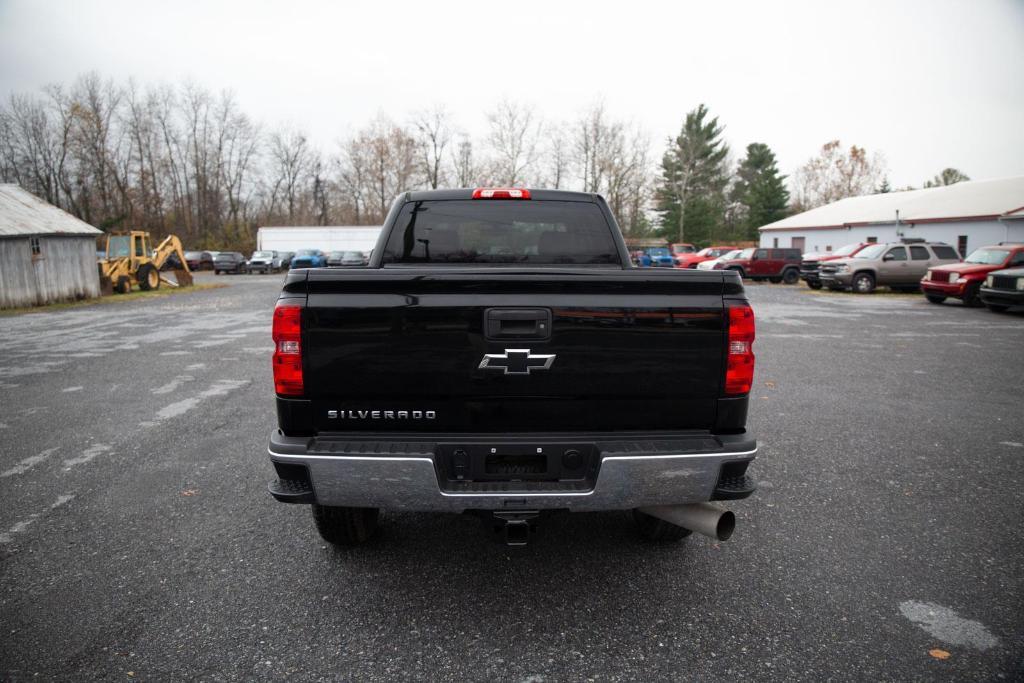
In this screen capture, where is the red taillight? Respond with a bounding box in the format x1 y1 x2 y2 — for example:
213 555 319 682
725 301 755 395
272 304 303 396
471 187 531 199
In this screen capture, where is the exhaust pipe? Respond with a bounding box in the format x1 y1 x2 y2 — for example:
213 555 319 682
638 503 736 541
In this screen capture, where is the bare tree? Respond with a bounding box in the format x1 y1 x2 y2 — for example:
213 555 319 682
412 106 453 189
485 100 540 186
267 126 313 222
792 140 886 211
542 122 572 189
452 136 478 188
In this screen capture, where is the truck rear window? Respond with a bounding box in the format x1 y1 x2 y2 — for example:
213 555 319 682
381 200 620 265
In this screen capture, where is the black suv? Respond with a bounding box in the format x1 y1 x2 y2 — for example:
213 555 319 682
213 251 248 274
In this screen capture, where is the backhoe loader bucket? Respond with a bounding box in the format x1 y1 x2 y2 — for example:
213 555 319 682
164 268 193 288
98 265 114 296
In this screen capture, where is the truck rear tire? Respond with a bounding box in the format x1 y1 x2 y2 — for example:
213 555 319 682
311 504 380 546
632 509 692 543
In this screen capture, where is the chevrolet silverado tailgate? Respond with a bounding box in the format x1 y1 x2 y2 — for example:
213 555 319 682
299 267 729 433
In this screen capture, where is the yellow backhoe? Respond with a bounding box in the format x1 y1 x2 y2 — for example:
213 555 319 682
99 231 193 294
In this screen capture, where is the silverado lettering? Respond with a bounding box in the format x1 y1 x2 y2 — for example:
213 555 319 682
329 410 437 420
267 188 758 547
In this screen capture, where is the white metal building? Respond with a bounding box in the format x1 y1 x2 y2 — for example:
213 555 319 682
759 176 1024 256
0 184 102 309
256 226 382 254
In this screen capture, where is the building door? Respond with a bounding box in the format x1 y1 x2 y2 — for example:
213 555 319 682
958 235 968 258
791 237 805 252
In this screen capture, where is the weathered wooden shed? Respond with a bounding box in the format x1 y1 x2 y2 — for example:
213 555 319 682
0 184 103 309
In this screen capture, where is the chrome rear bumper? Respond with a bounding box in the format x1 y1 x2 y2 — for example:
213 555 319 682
268 431 756 512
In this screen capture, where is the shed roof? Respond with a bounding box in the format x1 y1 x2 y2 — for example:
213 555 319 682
760 176 1024 232
0 184 102 237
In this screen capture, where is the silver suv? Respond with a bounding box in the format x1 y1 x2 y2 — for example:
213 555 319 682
819 241 961 293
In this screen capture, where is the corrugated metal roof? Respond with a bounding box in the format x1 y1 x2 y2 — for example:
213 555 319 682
0 184 102 237
760 176 1024 232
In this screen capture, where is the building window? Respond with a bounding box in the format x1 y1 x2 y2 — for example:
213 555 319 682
772 238 779 248
958 235 968 258
825 245 832 252
866 236 877 243
30 237 41 255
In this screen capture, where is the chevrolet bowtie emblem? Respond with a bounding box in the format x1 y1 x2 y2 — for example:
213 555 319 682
478 349 556 375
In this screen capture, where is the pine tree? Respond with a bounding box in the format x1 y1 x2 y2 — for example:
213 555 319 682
655 105 728 245
924 168 970 187
731 143 790 239
876 177 892 193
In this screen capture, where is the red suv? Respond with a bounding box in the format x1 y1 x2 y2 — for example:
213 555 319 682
721 247 802 284
921 244 1024 307
674 245 739 269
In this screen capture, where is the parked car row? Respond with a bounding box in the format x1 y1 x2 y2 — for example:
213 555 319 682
921 244 1024 310
631 244 804 284
181 249 371 275
285 249 369 269
798 239 1024 312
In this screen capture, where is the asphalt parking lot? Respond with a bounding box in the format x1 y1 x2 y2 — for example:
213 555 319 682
1 274 1022 681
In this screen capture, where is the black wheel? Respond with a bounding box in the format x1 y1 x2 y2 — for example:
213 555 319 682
632 509 692 543
137 263 160 291
807 281 823 290
311 505 380 546
782 269 799 285
214 270 220 275
115 276 132 294
962 283 983 308
852 272 875 294
986 303 1009 313
925 294 946 304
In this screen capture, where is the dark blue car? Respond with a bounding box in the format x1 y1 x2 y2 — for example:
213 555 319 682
289 249 326 269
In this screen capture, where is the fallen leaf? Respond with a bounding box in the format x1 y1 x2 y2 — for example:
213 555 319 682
181 489 199 496
929 649 951 660
765 381 776 389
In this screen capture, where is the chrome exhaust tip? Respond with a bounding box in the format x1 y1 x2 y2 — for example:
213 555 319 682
637 502 736 541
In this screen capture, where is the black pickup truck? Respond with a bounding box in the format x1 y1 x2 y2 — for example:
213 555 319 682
267 188 757 546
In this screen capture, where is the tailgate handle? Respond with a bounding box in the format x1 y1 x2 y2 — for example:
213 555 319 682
486 308 552 340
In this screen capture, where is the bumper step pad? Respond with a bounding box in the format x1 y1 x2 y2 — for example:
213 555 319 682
268 478 315 504
713 474 757 500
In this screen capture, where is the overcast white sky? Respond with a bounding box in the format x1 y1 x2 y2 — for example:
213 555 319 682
1 0 1022 189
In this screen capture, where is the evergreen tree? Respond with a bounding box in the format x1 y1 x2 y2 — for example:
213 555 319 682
655 104 728 245
731 142 790 239
876 177 892 193
924 168 970 187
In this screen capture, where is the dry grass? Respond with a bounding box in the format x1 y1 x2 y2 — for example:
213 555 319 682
0 283 228 317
